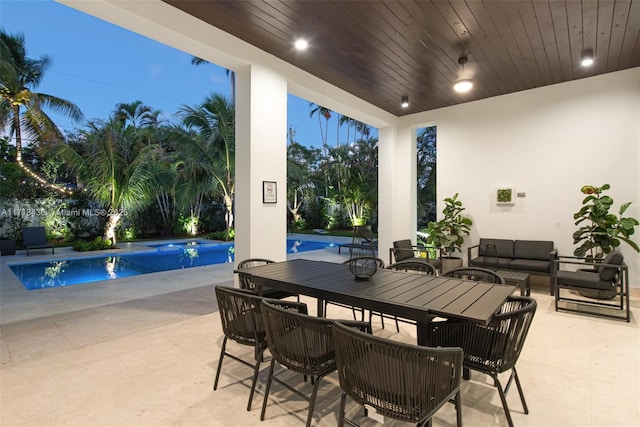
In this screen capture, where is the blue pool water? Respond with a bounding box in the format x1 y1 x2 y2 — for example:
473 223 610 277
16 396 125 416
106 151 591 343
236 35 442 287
10 239 337 290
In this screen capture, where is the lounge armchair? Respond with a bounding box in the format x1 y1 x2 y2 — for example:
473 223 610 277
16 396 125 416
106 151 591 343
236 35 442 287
389 239 442 271
22 227 54 256
554 250 630 322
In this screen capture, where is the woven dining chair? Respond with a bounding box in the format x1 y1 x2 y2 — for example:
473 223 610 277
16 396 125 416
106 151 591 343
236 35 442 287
213 286 307 411
323 257 386 321
333 320 463 427
429 296 537 427
236 258 299 300
387 259 439 275
440 266 506 284
260 299 371 427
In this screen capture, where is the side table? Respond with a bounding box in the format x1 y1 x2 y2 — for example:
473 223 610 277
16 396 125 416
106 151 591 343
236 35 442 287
495 270 531 296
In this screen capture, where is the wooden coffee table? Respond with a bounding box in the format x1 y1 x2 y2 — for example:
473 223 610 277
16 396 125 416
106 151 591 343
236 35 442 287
496 270 531 296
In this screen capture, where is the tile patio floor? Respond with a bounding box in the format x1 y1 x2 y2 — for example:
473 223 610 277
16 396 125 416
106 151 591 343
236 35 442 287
1 240 638 426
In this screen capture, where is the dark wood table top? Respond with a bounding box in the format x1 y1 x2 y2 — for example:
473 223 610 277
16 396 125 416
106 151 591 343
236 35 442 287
237 259 516 326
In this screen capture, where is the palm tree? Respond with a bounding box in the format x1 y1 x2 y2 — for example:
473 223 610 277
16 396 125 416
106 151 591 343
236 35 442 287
191 56 236 104
174 94 235 240
339 115 354 145
309 103 331 146
114 100 156 129
0 30 83 189
50 118 172 245
333 137 378 227
287 156 315 227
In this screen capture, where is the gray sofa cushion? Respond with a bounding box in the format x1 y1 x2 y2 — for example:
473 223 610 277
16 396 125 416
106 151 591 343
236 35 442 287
478 238 513 258
513 240 553 261
393 239 415 262
556 270 614 290
470 256 512 269
598 250 624 281
509 259 550 274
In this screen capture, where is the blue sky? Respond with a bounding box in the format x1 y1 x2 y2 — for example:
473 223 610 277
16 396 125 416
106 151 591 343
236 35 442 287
1 0 375 148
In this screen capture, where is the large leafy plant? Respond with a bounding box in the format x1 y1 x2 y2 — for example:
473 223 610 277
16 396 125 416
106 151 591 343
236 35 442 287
426 193 473 256
573 184 639 261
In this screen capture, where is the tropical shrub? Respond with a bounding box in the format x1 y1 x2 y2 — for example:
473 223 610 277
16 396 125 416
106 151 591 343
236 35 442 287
72 236 113 252
207 228 234 241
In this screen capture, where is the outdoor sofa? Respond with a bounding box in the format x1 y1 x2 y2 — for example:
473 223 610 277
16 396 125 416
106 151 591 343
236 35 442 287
468 238 557 294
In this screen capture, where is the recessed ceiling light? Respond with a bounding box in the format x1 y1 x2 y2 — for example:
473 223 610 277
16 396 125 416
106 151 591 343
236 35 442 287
294 39 308 50
453 79 473 93
401 95 409 108
581 49 594 67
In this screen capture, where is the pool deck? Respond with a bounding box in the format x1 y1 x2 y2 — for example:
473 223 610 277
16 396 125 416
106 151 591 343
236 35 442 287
0 234 352 324
1 235 638 426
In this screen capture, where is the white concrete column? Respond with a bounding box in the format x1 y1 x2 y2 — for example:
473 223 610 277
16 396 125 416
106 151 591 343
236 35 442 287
378 123 416 264
234 64 288 265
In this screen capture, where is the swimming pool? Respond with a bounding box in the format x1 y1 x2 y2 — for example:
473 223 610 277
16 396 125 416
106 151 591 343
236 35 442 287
10 239 338 290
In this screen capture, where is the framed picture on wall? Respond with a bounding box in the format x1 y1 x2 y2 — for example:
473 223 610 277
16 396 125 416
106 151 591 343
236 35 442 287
496 187 515 205
263 181 277 204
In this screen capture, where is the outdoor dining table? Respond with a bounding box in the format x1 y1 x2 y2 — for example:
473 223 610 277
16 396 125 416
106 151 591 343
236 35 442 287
235 258 517 346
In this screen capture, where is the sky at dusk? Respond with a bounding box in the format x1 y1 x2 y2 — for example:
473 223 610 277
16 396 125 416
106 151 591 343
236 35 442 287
1 0 376 148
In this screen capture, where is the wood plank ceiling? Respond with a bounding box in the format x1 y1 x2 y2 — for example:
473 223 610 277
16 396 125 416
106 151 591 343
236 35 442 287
163 1 640 116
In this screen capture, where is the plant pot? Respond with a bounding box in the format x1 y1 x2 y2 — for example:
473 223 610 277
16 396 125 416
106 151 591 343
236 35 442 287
441 256 463 273
575 267 617 300
0 239 17 256
578 288 617 300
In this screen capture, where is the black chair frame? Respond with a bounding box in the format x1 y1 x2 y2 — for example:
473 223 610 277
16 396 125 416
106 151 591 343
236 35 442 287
237 258 299 301
440 266 506 284
333 321 463 427
430 296 537 427
554 256 630 322
213 286 307 411
260 299 371 427
22 226 54 256
389 239 442 272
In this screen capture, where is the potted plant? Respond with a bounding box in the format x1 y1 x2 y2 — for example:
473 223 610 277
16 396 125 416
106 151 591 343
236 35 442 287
573 184 639 299
426 193 473 272
0 237 17 256
573 184 639 261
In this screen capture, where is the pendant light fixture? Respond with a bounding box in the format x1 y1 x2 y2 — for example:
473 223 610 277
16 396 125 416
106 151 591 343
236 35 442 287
581 49 594 67
453 55 473 93
401 95 409 108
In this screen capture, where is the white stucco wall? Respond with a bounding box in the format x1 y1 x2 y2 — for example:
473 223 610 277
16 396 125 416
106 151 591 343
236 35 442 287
401 68 640 286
